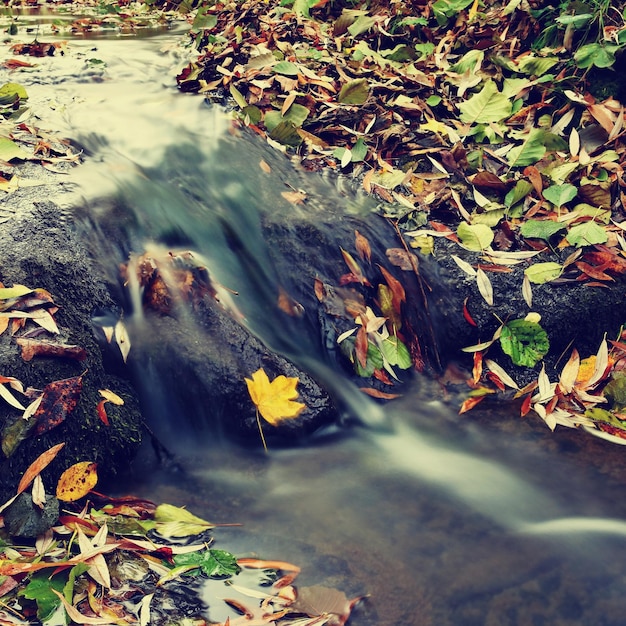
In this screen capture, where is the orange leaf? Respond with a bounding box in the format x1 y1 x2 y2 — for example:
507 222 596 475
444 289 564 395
459 396 485 414
17 442 65 495
359 387 401 400
96 400 109 426
56 461 98 502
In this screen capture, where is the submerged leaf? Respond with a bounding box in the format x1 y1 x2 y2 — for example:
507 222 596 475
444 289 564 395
173 548 240 578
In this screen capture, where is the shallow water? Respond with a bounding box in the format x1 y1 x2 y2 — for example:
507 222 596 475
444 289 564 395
5 21 626 626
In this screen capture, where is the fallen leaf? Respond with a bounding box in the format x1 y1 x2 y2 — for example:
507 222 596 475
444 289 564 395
16 338 87 362
245 368 306 427
33 376 83 436
56 461 98 502
17 442 65 495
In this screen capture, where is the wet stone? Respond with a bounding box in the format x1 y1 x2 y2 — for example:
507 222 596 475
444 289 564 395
4 492 59 539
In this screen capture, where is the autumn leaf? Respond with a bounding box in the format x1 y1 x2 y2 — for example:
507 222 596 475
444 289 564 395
56 461 98 502
17 442 65 495
96 389 124 426
245 368 305 427
33 375 83 436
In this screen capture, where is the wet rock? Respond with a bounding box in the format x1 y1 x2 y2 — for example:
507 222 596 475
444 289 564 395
4 492 59 539
126 298 337 444
0 198 143 500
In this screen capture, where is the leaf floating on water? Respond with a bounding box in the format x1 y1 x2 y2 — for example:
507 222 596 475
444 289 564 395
56 461 98 502
173 548 241 577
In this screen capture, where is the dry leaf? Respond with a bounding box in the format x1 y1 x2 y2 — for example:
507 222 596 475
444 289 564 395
245 368 306 427
56 461 98 502
17 442 65 495
476 268 493 306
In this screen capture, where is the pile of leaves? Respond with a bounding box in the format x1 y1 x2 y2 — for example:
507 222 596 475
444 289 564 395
0 445 362 625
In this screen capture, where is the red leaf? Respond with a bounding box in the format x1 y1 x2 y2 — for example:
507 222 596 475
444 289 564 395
486 371 505 391
472 351 483 384
520 393 532 417
96 400 109 426
33 376 83 436
463 297 477 327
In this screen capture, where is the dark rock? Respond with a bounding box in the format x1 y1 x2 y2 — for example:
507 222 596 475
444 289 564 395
0 198 143 501
4 492 59 539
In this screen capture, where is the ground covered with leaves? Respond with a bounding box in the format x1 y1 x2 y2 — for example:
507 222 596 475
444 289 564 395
172 0 626 441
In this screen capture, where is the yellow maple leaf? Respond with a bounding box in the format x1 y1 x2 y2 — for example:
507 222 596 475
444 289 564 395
245 368 306 426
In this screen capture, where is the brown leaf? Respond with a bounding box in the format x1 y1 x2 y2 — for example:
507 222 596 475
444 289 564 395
33 376 83 436
354 230 371 263
292 585 360 623
17 442 65 495
378 265 406 314
360 387 401 400
523 166 544 197
355 326 368 369
16 338 87 362
385 248 419 272
459 396 485 414
471 171 508 195
578 183 611 208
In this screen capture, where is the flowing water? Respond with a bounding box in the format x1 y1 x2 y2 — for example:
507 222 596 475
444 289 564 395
6 19 626 626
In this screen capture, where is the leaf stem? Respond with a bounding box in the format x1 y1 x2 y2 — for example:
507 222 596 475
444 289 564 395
256 408 268 453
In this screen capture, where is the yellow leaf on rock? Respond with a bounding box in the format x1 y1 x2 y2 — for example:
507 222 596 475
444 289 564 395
56 461 98 502
245 368 306 426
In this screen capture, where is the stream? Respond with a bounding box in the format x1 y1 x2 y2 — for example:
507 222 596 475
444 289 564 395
5 16 626 626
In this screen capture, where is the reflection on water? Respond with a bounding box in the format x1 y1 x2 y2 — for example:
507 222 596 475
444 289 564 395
6 27 626 626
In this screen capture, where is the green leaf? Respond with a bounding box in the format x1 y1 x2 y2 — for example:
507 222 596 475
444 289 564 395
351 137 367 162
154 503 214 538
338 78 369 105
517 55 559 76
458 81 513 125
229 84 247 109
585 407 626 430
268 121 303 146
506 129 546 168
520 220 565 240
347 14 377 37
173 548 241 578
604 373 626 409
500 319 549 367
543 183 577 208
504 180 534 208
566 222 608 247
524 262 563 284
449 49 484 74
574 43 619 69
0 83 28 106
63 564 89 603
191 7 217 31
457 222 494 251
21 572 66 622
0 285 33 300
426 95 441 106
273 61 300 76
0 137 29 162
380 335 411 369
